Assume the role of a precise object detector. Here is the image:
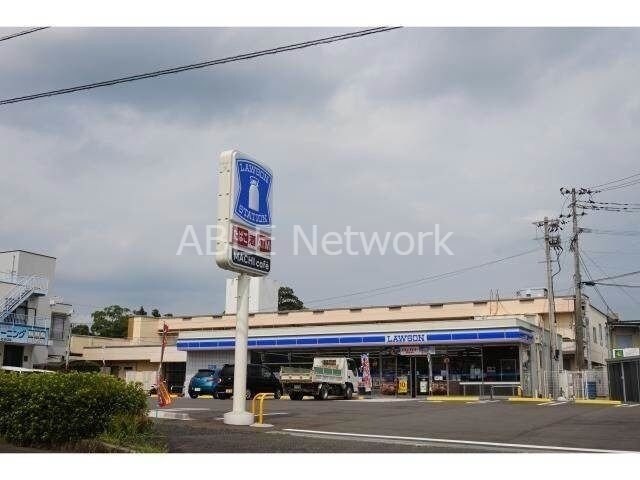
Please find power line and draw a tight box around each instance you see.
[579,256,614,314]
[583,228,640,237]
[0,26,49,43]
[581,249,640,309]
[599,179,640,192]
[305,248,539,307]
[584,250,640,256]
[595,282,640,288]
[586,269,640,283]
[589,172,640,189]
[0,27,401,106]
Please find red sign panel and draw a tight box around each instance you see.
[232,224,270,254]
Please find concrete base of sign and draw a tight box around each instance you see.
[223,411,254,426]
[251,423,274,428]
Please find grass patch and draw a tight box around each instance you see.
[97,414,167,453]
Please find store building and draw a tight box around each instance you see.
[70,291,611,397]
[174,294,610,398]
[0,250,73,369]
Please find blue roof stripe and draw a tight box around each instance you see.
[478,331,505,339]
[451,332,477,340]
[176,327,534,351]
[428,333,451,341]
[340,336,362,343]
[362,335,386,343]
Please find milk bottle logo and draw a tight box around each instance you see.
[248,177,260,211]
[232,157,272,228]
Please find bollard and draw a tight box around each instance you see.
[251,392,274,427]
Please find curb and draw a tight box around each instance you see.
[425,396,480,402]
[574,399,621,405]
[148,410,192,420]
[507,397,551,403]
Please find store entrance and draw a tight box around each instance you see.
[412,356,429,397]
[397,355,430,398]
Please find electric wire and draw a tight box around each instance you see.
[599,179,640,192]
[0,27,401,106]
[304,247,539,307]
[581,250,640,308]
[579,256,614,314]
[0,26,49,43]
[589,172,640,189]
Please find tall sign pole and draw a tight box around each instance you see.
[216,150,273,426]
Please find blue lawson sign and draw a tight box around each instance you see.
[233,158,272,229]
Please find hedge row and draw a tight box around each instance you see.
[0,371,148,447]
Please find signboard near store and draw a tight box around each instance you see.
[613,347,640,358]
[419,379,428,394]
[399,346,434,356]
[397,376,408,394]
[0,322,49,345]
[216,150,273,277]
[360,354,372,393]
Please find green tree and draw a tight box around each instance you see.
[133,306,147,316]
[151,308,161,318]
[90,305,131,338]
[278,286,304,311]
[71,324,91,336]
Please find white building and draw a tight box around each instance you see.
[224,277,280,314]
[0,250,73,369]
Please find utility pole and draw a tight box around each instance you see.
[570,188,585,370]
[535,217,560,399]
[543,217,559,398]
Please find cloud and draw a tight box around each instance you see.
[1,27,639,319]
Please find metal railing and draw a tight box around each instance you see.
[0,273,49,322]
[0,271,49,293]
[2,312,50,329]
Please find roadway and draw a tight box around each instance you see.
[148,396,640,453]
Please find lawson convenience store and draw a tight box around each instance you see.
[177,309,554,398]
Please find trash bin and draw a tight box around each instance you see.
[586,381,597,400]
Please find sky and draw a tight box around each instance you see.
[1,27,640,322]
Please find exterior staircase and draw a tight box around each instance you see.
[0,272,48,323]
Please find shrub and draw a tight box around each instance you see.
[0,371,147,447]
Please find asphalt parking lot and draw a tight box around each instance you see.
[149,396,640,453]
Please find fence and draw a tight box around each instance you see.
[558,368,609,400]
[607,356,640,403]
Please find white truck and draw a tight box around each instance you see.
[280,357,360,400]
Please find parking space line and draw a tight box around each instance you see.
[281,428,633,453]
[214,412,289,421]
[541,401,569,407]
